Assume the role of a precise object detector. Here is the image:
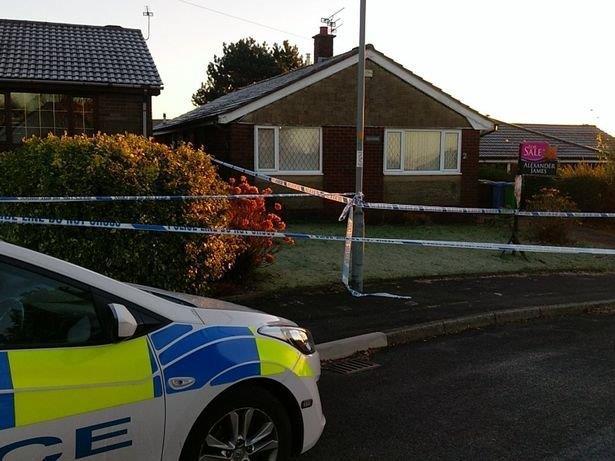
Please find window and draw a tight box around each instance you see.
[73,97,95,135]
[0,93,96,144]
[11,93,70,140]
[255,126,322,174]
[257,127,276,170]
[384,130,461,174]
[443,132,460,170]
[0,94,5,142]
[0,261,110,348]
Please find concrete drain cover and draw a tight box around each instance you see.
[323,357,381,375]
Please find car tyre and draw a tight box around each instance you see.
[180,385,293,461]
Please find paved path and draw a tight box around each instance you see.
[243,272,615,343]
[298,314,615,460]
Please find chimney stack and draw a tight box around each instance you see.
[313,26,335,63]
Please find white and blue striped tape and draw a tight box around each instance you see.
[2,215,615,256]
[0,193,338,203]
[211,158,352,205]
[341,211,413,299]
[2,193,613,220]
[2,155,610,219]
[359,201,615,219]
[3,156,615,299]
[211,157,615,219]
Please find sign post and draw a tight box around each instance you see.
[518,142,558,176]
[504,142,559,257]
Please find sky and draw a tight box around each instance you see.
[2,0,614,134]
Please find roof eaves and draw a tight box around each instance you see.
[0,77,162,90]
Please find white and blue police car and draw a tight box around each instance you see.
[0,241,325,460]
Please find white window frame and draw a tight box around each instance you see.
[254,125,323,175]
[383,129,462,175]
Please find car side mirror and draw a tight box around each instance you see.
[108,303,138,340]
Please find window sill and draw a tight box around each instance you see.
[383,171,462,176]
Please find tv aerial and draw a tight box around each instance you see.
[143,5,154,40]
[321,7,344,33]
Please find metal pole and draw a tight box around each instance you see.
[351,0,367,291]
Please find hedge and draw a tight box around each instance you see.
[557,164,615,212]
[0,134,244,294]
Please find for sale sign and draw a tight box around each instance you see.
[518,142,558,176]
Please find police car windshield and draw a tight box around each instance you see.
[142,290,198,308]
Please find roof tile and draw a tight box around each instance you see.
[155,48,357,131]
[0,18,162,88]
[481,122,613,161]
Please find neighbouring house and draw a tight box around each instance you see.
[480,121,614,173]
[154,27,494,209]
[0,18,163,151]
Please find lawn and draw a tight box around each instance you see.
[253,220,615,293]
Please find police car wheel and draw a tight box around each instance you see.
[181,386,292,461]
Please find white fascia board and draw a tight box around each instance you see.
[218,49,494,132]
[366,50,495,132]
[218,54,359,124]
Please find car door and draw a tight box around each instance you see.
[0,258,165,461]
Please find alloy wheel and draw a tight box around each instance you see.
[199,407,279,461]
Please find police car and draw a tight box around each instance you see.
[0,241,325,460]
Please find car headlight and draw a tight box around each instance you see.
[258,324,316,355]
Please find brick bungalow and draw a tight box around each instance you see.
[154,27,494,208]
[0,18,163,151]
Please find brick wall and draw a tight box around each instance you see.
[98,93,146,136]
[460,129,481,206]
[243,61,471,129]
[322,126,384,201]
[196,125,229,158]
[228,123,254,169]
[156,122,482,209]
[383,176,461,205]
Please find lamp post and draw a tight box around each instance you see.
[351,0,367,291]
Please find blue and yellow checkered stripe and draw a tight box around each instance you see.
[152,324,315,395]
[0,338,159,430]
[0,323,315,430]
[0,352,15,430]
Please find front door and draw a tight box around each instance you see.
[0,259,165,460]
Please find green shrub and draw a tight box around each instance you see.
[557,164,615,212]
[525,188,578,244]
[0,134,244,294]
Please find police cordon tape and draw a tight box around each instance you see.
[2,192,613,220]
[359,201,615,219]
[0,193,347,203]
[211,156,615,297]
[211,158,352,205]
[4,157,615,299]
[341,211,412,299]
[211,157,615,220]
[2,215,615,256]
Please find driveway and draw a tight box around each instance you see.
[299,314,615,460]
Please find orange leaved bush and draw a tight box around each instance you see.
[224,175,293,280]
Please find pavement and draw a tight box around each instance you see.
[239,272,615,344]
[298,314,615,460]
